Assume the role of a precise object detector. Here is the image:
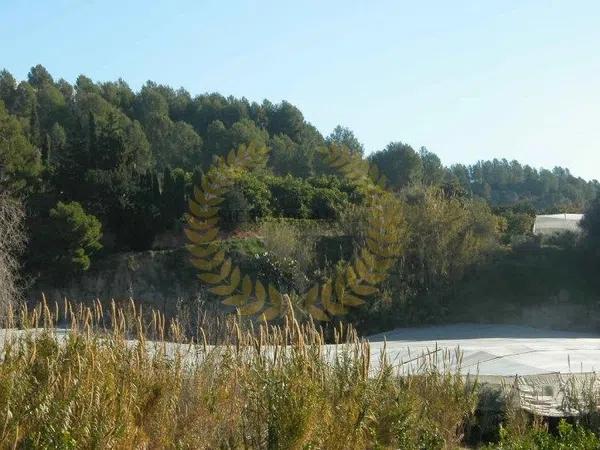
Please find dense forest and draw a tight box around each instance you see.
[1,65,599,328]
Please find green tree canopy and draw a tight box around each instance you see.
[325,125,364,155]
[581,195,600,261]
[369,142,424,190]
[47,201,103,273]
[0,101,42,192]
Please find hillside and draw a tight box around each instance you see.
[1,65,600,332]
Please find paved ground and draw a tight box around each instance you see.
[5,323,596,415]
[368,323,600,376]
[3,323,599,377]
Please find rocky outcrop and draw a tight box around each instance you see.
[28,248,201,315]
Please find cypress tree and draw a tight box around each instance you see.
[29,98,40,146]
[42,133,52,165]
[161,167,175,229]
[87,111,97,168]
[173,169,187,220]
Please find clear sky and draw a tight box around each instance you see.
[1,0,599,180]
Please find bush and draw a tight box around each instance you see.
[268,175,313,218]
[237,173,272,220]
[47,201,102,274]
[310,187,345,219]
[493,205,536,245]
[400,186,499,294]
[542,230,579,249]
[485,419,600,450]
[219,188,250,231]
[257,220,317,290]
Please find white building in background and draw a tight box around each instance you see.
[533,213,584,235]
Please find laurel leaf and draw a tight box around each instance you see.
[344,170,363,181]
[366,238,399,258]
[350,283,379,297]
[185,227,219,245]
[324,302,347,316]
[304,284,319,306]
[194,186,224,206]
[209,283,236,296]
[201,175,211,193]
[226,149,236,165]
[354,258,369,280]
[338,158,356,170]
[201,174,226,193]
[334,274,345,302]
[238,299,265,315]
[229,267,241,291]
[199,272,226,284]
[366,237,381,254]
[354,257,387,284]
[330,154,350,168]
[374,257,395,272]
[186,244,219,258]
[255,280,266,303]
[210,249,226,264]
[321,282,332,305]
[188,199,219,219]
[188,143,401,320]
[346,266,358,284]
[190,257,213,271]
[260,306,281,321]
[367,226,387,242]
[368,164,379,181]
[360,248,375,266]
[241,275,252,298]
[342,294,366,306]
[269,284,283,306]
[187,216,219,230]
[366,272,388,284]
[307,305,330,321]
[222,295,247,306]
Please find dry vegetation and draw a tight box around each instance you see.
[0,299,479,449]
[0,193,25,314]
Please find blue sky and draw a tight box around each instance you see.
[1,0,599,180]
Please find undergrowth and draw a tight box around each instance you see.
[0,299,478,449]
[1,299,600,448]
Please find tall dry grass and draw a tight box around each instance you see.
[0,299,477,449]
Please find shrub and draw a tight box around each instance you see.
[485,419,600,450]
[47,201,102,274]
[257,220,317,290]
[267,175,313,218]
[310,187,345,219]
[219,188,250,231]
[493,205,536,245]
[237,172,272,220]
